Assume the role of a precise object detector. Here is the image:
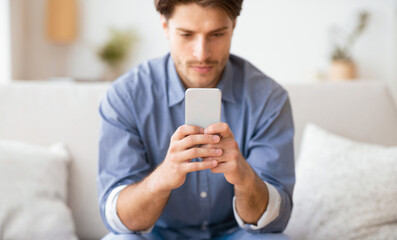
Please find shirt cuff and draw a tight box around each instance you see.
[232,181,281,230]
[105,184,154,234]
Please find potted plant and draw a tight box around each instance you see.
[97,28,136,81]
[329,11,370,81]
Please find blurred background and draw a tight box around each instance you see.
[1,2,397,238]
[0,0,397,90]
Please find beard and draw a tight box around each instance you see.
[174,55,229,89]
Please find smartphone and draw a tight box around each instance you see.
[185,88,222,128]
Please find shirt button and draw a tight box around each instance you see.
[200,191,207,198]
[202,221,208,230]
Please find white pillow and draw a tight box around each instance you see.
[0,140,77,240]
[285,124,397,240]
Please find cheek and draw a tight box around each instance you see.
[212,39,231,58]
[170,39,191,60]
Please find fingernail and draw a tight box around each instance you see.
[213,135,219,142]
[216,149,222,154]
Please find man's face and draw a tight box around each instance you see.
[162,3,236,88]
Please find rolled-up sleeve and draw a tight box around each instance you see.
[105,185,155,233]
[245,85,295,233]
[233,181,281,230]
[97,83,151,233]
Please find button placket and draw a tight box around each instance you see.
[200,191,207,198]
[198,169,211,232]
[201,221,209,230]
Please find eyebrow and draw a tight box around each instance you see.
[176,26,230,33]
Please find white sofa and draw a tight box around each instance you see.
[0,81,396,240]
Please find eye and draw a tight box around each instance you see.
[212,32,225,38]
[180,33,192,38]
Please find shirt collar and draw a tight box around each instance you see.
[167,55,186,107]
[215,59,236,104]
[167,54,236,107]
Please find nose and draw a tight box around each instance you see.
[193,36,211,61]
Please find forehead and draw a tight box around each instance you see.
[168,3,233,31]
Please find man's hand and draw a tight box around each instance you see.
[151,125,222,193]
[202,122,254,186]
[202,122,269,224]
[117,124,222,231]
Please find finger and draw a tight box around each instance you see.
[179,147,223,161]
[202,139,238,152]
[210,162,229,173]
[202,156,226,163]
[181,160,218,173]
[172,125,204,141]
[201,142,222,149]
[179,134,220,150]
[204,122,233,139]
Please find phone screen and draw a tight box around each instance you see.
[185,88,222,128]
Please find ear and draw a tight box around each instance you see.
[161,15,169,39]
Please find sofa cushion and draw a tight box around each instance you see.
[285,124,397,240]
[0,139,77,240]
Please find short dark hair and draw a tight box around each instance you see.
[154,0,243,20]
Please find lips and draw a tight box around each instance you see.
[191,65,213,74]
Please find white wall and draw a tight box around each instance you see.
[10,0,397,87]
[389,0,397,104]
[10,0,27,80]
[0,0,11,83]
[67,0,168,80]
[233,0,395,84]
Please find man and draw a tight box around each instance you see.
[98,0,295,239]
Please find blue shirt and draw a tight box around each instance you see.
[97,53,295,238]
